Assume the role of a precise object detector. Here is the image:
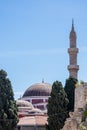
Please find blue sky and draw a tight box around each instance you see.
[0,0,87,99]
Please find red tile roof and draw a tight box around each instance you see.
[17,115,48,126]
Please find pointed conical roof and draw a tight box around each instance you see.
[70,19,76,39]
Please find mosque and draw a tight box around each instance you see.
[19,20,79,111]
[16,20,80,130]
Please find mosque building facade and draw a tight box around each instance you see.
[22,81,52,110]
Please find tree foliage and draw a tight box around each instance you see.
[47,81,68,130]
[0,69,19,130]
[64,76,77,112]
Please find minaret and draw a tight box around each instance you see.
[68,20,79,79]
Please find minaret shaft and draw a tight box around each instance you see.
[68,20,79,79]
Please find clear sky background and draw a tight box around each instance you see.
[0,0,87,99]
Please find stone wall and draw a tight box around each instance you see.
[75,82,87,111]
[61,109,83,130]
[61,82,87,130]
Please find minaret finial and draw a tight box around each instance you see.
[42,78,44,83]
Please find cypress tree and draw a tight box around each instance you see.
[64,76,77,112]
[0,69,19,130]
[47,81,68,130]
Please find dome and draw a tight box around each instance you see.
[16,99,34,109]
[23,82,52,97]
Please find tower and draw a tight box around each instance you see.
[68,20,79,79]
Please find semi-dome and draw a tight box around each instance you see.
[16,99,34,109]
[23,82,52,97]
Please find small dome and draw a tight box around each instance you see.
[16,99,34,109]
[23,82,52,97]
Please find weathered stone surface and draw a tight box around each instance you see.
[61,83,87,130]
[75,83,87,111]
[61,109,83,130]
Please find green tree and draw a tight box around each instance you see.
[64,76,77,112]
[47,81,68,130]
[0,69,19,130]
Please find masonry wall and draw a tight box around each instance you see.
[74,83,87,111]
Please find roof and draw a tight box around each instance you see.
[16,99,34,109]
[70,20,76,39]
[23,82,52,97]
[17,115,48,126]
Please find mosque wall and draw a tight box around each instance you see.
[22,96,49,110]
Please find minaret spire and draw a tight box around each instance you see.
[68,20,79,79]
[72,19,74,31]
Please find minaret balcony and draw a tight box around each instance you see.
[68,65,79,70]
[68,48,79,54]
